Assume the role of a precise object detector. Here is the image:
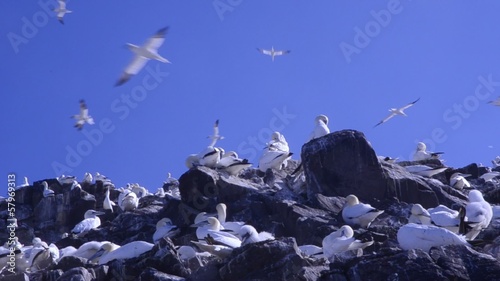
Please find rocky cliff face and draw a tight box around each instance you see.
[1,129,500,281]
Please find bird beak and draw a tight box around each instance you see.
[95,211,105,216]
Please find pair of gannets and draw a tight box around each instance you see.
[342,194,384,228]
[71,209,104,236]
[216,151,253,176]
[410,204,466,234]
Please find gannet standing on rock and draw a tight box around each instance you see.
[118,189,139,211]
[103,188,116,212]
[465,190,493,240]
[71,210,104,236]
[480,171,500,182]
[198,146,223,168]
[185,154,200,168]
[408,204,432,225]
[265,132,289,152]
[405,165,448,177]
[309,115,330,141]
[57,175,76,185]
[397,223,470,252]
[216,203,246,233]
[153,218,180,243]
[71,241,110,262]
[82,172,93,184]
[322,225,374,262]
[70,180,81,191]
[239,225,275,246]
[196,217,242,249]
[29,242,59,272]
[412,142,444,161]
[42,181,54,197]
[430,207,466,234]
[216,151,252,176]
[17,176,29,189]
[449,172,472,190]
[116,27,171,86]
[342,194,384,228]
[258,150,293,172]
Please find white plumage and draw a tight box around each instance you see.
[71,210,104,235]
[153,218,179,243]
[465,190,493,240]
[103,188,116,212]
[258,150,293,172]
[322,225,373,261]
[309,115,330,141]
[42,181,54,197]
[405,165,448,177]
[449,173,471,190]
[118,189,139,211]
[342,194,384,228]
[92,241,154,265]
[196,217,241,249]
[216,151,252,176]
[397,223,469,252]
[239,225,275,246]
[408,204,432,225]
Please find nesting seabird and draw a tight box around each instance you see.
[16,176,30,189]
[29,242,59,272]
[405,165,448,177]
[465,190,493,240]
[216,151,252,176]
[53,0,72,24]
[265,131,289,153]
[57,174,76,185]
[71,100,94,130]
[93,241,154,265]
[322,225,373,262]
[408,204,432,225]
[70,180,81,190]
[71,241,110,262]
[479,171,500,182]
[412,142,444,161]
[191,240,233,259]
[449,172,471,190]
[257,46,291,61]
[116,27,171,86]
[185,154,201,168]
[82,172,93,184]
[309,115,330,140]
[239,225,275,246]
[215,203,246,234]
[429,206,465,234]
[71,209,104,236]
[374,98,420,127]
[198,146,223,168]
[342,194,384,228]
[118,189,139,211]
[103,188,116,212]
[196,217,242,249]
[397,223,470,252]
[208,119,224,147]
[153,218,180,243]
[42,181,54,197]
[258,150,293,172]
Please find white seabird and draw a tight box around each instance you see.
[103,188,116,212]
[430,207,465,234]
[196,217,242,249]
[71,209,104,236]
[217,151,252,176]
[265,131,289,153]
[298,244,324,257]
[42,181,54,197]
[465,190,493,240]
[408,203,432,225]
[53,0,72,24]
[492,156,500,167]
[153,218,180,243]
[71,100,94,131]
[258,150,293,172]
[374,98,420,127]
[116,27,171,86]
[58,246,77,261]
[185,154,201,168]
[309,115,330,141]
[91,241,154,265]
[208,119,224,147]
[82,172,93,184]
[257,46,291,61]
[397,223,470,252]
[405,165,448,177]
[94,172,109,182]
[342,194,384,228]
[480,171,500,182]
[216,203,246,233]
[118,189,139,211]
[57,174,76,185]
[449,172,471,190]
[191,240,233,259]
[322,225,373,262]
[198,146,223,168]
[239,225,275,246]
[70,180,81,191]
[71,241,110,262]
[412,142,444,161]
[16,176,30,189]
[131,183,149,198]
[29,242,59,272]
[165,172,179,186]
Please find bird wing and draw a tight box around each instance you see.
[144,27,168,51]
[374,112,396,127]
[274,50,291,56]
[400,97,420,110]
[58,0,66,9]
[116,56,149,86]
[257,48,272,56]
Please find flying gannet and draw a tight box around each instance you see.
[374,98,420,127]
[257,46,291,61]
[53,0,72,24]
[71,100,94,130]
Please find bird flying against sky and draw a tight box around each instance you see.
[374,98,420,127]
[54,0,72,24]
[71,100,94,130]
[116,27,171,86]
[257,47,291,61]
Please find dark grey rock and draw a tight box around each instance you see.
[56,267,94,281]
[53,256,87,272]
[138,267,185,281]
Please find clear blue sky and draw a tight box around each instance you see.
[2,1,500,196]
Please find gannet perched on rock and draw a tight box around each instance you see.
[265,131,289,153]
[29,242,59,272]
[430,207,466,234]
[322,225,373,262]
[342,194,384,228]
[57,174,76,185]
[92,241,154,265]
[239,225,275,246]
[16,176,29,189]
[118,189,139,211]
[216,203,245,233]
[82,172,93,184]
[42,181,54,197]
[153,218,180,243]
[480,171,500,182]
[412,142,444,161]
[309,115,330,140]
[405,165,448,177]
[116,27,171,86]
[72,241,110,262]
[465,190,493,240]
[198,146,223,168]
[196,217,242,249]
[258,150,293,172]
[409,204,432,225]
[103,188,116,212]
[216,151,252,175]
[449,172,472,190]
[71,210,104,236]
[397,223,470,252]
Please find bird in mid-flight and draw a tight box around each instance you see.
[374,98,420,127]
[257,46,291,61]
